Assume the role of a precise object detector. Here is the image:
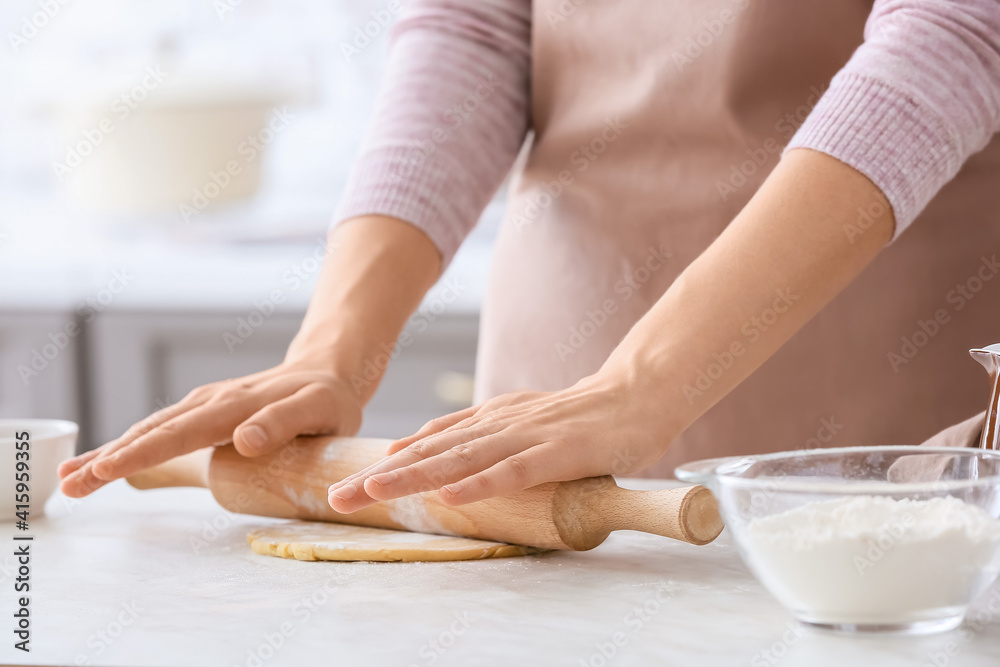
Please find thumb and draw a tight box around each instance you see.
[233,385,349,456]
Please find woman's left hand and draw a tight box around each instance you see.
[327,373,673,512]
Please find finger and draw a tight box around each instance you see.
[62,437,155,496]
[385,406,479,455]
[57,447,101,478]
[68,376,316,496]
[327,450,438,513]
[61,439,145,497]
[327,414,513,512]
[61,376,310,497]
[121,396,207,443]
[364,432,520,501]
[61,391,211,483]
[329,431,461,497]
[60,463,115,498]
[328,427,483,513]
[327,446,427,497]
[87,400,251,483]
[60,445,124,496]
[233,385,343,456]
[438,443,571,506]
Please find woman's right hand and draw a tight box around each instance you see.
[57,361,364,498]
[58,214,442,499]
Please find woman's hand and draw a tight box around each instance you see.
[59,215,443,499]
[58,362,364,498]
[328,150,896,512]
[327,372,672,511]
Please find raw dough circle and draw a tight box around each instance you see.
[247,521,539,562]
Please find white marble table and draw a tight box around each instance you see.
[3,480,1000,667]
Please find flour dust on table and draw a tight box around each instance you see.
[246,521,541,562]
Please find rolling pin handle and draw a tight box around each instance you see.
[604,485,724,546]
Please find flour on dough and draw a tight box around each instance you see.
[246,522,539,562]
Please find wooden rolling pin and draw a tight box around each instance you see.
[127,436,723,549]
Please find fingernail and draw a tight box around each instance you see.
[331,484,357,501]
[240,425,268,452]
[443,481,464,496]
[370,471,397,487]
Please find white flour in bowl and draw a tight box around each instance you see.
[742,495,1000,624]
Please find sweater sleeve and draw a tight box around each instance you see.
[785,0,1000,239]
[333,0,532,267]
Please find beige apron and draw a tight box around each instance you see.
[476,0,1000,476]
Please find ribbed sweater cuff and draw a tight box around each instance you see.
[333,144,475,267]
[785,72,961,241]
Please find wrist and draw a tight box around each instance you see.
[587,356,687,452]
[285,326,348,369]
[283,216,440,402]
[285,327,374,390]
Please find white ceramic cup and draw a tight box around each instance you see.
[0,420,78,520]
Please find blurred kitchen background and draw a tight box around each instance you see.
[0,0,503,453]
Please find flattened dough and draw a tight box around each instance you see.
[247,521,539,562]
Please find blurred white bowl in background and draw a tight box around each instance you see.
[0,419,78,520]
[50,75,292,217]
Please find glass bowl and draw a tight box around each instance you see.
[676,446,1000,634]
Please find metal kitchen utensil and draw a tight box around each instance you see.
[970,343,1000,450]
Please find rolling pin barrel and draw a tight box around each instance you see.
[126,437,724,550]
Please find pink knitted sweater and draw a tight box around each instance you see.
[335,0,1000,267]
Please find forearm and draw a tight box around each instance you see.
[59,214,439,494]
[603,149,894,439]
[287,215,441,403]
[290,2,531,403]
